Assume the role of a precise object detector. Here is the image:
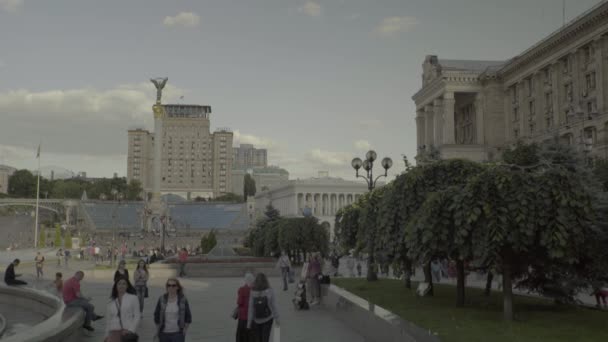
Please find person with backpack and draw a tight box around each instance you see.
[247,273,279,342]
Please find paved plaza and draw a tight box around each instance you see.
[7,258,364,342]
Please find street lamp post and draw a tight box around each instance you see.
[351,150,393,281]
[110,189,123,268]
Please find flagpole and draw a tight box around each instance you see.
[34,144,41,249]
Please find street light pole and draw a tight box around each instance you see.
[351,150,393,281]
[110,189,122,268]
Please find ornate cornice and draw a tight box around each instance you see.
[499,1,608,78]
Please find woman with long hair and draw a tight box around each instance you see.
[104,277,140,342]
[133,259,149,316]
[235,272,255,342]
[247,273,280,342]
[154,278,192,342]
[114,259,129,283]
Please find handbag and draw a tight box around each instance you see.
[115,300,139,342]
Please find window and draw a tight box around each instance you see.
[511,85,518,103]
[545,116,553,129]
[562,56,572,74]
[527,78,533,97]
[564,83,573,102]
[543,68,552,85]
[513,107,519,122]
[513,128,519,139]
[529,100,535,115]
[587,100,597,114]
[529,122,536,133]
[586,72,596,91]
[545,92,553,111]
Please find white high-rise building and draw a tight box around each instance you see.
[127,104,233,199]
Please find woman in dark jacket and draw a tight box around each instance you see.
[236,272,255,342]
[113,260,129,283]
[154,278,192,342]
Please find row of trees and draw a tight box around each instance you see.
[7,169,143,200]
[335,143,608,320]
[38,223,73,249]
[246,204,329,262]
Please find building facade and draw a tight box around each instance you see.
[414,2,608,162]
[231,166,289,195]
[127,104,233,199]
[0,165,16,194]
[233,144,267,170]
[253,173,368,238]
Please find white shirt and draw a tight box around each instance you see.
[163,300,180,333]
[105,293,140,337]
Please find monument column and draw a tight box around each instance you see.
[443,92,456,144]
[425,104,434,147]
[474,93,485,144]
[415,108,425,149]
[433,99,443,146]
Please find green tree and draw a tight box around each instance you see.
[54,224,62,247]
[64,229,72,249]
[8,169,37,198]
[200,230,218,254]
[243,174,256,199]
[38,225,46,248]
[211,193,244,202]
[126,179,143,200]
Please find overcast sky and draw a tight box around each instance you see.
[0,0,604,180]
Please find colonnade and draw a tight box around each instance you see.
[295,192,362,216]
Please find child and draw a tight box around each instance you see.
[54,272,63,296]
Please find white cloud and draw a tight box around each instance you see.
[354,140,371,151]
[0,0,23,12]
[232,130,278,150]
[374,16,418,37]
[307,148,352,167]
[0,82,186,158]
[163,12,201,28]
[299,1,321,17]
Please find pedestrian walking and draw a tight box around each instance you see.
[63,271,104,331]
[4,259,27,285]
[235,272,255,342]
[247,273,280,342]
[154,278,192,342]
[114,260,130,283]
[133,259,149,317]
[104,277,140,342]
[307,254,322,305]
[35,251,45,279]
[64,249,70,268]
[56,248,63,267]
[276,251,291,291]
[178,248,188,277]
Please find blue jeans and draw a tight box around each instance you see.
[159,332,185,342]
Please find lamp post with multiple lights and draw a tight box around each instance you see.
[351,150,393,281]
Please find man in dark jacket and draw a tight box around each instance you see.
[4,259,27,285]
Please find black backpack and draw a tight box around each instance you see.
[253,295,271,319]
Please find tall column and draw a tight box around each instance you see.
[425,104,434,147]
[443,92,456,144]
[294,193,299,215]
[474,94,485,144]
[416,109,426,149]
[151,104,164,211]
[551,62,560,127]
[594,36,605,114]
[433,99,443,146]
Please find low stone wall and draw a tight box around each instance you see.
[0,286,84,342]
[323,285,441,342]
[86,261,281,279]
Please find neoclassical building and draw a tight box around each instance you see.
[253,173,369,238]
[414,2,608,162]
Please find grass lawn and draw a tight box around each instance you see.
[333,278,608,342]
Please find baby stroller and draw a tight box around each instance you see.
[292,280,310,310]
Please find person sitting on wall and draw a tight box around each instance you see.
[4,259,27,286]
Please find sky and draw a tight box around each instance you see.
[0,0,605,181]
